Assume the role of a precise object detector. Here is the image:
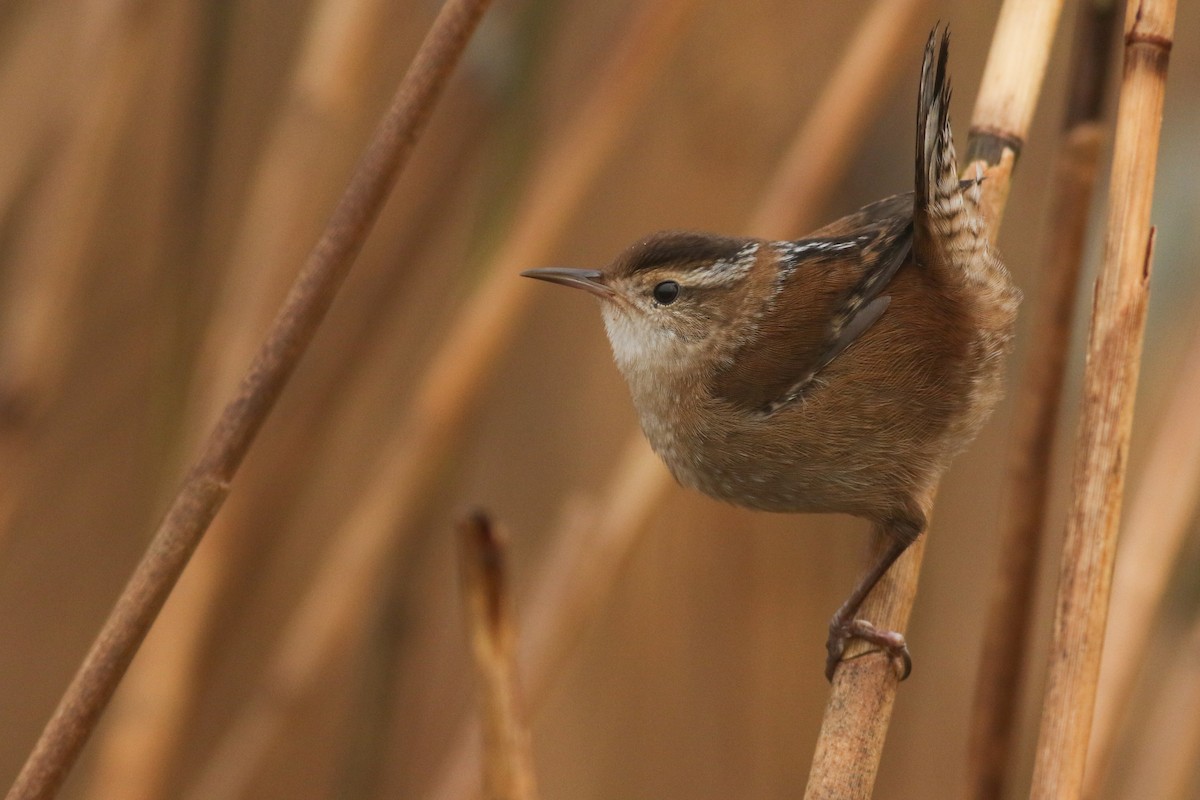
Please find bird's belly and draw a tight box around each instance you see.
[636,404,894,516]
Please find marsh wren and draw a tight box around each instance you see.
[523,29,1019,680]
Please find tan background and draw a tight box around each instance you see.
[1,1,1199,798]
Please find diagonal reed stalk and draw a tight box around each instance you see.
[2,1,494,797]
[426,2,932,797]
[966,4,1118,798]
[456,512,540,800]
[804,1,1065,796]
[180,3,700,797]
[1029,0,1177,797]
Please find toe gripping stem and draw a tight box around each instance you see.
[823,518,922,682]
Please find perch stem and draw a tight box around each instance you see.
[805,1,1065,796]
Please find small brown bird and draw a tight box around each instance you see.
[523,29,1019,679]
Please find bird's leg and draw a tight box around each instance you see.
[825,517,923,681]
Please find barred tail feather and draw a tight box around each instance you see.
[915,26,958,218]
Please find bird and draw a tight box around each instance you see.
[522,28,1020,680]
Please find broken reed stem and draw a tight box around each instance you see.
[1083,323,1200,794]
[805,2,1064,796]
[2,1,494,797]
[182,3,698,797]
[1028,1,1176,797]
[84,1,402,797]
[427,442,661,800]
[457,513,540,800]
[425,5,928,796]
[966,4,1117,798]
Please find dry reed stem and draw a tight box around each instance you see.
[804,534,928,799]
[426,4,932,796]
[805,2,1064,796]
[1082,325,1200,795]
[1028,1,1176,797]
[2,1,493,797]
[966,4,1117,797]
[457,513,540,800]
[427,445,659,800]
[182,3,698,797]
[1108,614,1200,800]
[83,2,401,797]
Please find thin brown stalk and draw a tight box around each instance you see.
[457,512,540,800]
[83,2,403,797]
[1082,325,1200,795]
[2,1,494,797]
[1109,614,1200,800]
[182,3,698,797]
[966,4,1118,798]
[427,3,931,796]
[805,2,1064,796]
[1028,1,1177,797]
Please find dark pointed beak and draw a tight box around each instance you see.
[520,267,613,299]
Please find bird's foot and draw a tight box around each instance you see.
[825,617,912,682]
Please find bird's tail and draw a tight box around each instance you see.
[914,26,988,274]
[915,26,960,220]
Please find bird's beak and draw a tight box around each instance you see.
[520,267,614,299]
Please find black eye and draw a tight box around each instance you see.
[652,280,680,305]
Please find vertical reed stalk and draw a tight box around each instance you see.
[967,4,1117,797]
[805,1,1065,796]
[3,1,493,796]
[1083,321,1200,795]
[1029,1,1177,797]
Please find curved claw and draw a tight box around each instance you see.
[825,618,913,682]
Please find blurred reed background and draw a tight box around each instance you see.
[0,0,1198,798]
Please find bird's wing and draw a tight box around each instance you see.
[710,202,913,414]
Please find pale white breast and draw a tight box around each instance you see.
[599,304,704,478]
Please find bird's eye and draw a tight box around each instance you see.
[652,280,680,305]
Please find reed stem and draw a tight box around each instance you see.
[1029,1,1177,796]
